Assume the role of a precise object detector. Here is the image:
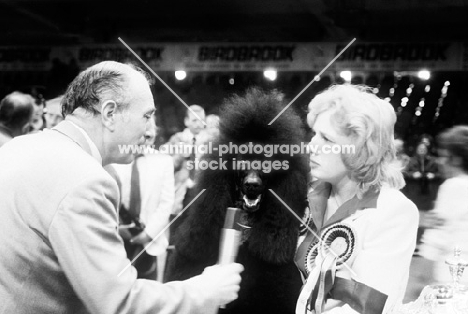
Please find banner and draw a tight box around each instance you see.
[0,42,465,72]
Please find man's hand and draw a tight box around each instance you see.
[186,263,243,307]
[118,226,133,241]
[130,231,152,246]
[412,171,422,179]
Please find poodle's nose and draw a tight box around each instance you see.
[243,171,262,187]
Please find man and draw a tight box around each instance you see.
[0,61,242,314]
[44,95,64,128]
[28,94,45,133]
[106,117,175,281]
[166,105,209,214]
[205,113,220,141]
[0,91,35,147]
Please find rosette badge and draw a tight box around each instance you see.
[303,222,357,276]
[320,223,357,268]
[304,240,319,276]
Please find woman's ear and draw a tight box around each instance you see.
[101,100,118,131]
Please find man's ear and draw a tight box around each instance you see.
[184,116,190,128]
[101,100,118,131]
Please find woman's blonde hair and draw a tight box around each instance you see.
[307,84,405,196]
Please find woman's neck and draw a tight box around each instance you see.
[331,178,359,206]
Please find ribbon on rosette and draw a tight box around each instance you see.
[297,222,358,314]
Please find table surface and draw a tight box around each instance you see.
[396,285,468,314]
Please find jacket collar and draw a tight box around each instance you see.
[53,120,101,164]
[307,181,380,232]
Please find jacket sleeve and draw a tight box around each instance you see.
[48,174,217,314]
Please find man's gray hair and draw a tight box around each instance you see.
[61,61,152,117]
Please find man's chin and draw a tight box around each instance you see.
[108,154,134,165]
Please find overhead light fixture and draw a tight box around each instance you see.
[339,71,352,82]
[264,70,277,81]
[175,70,187,80]
[417,70,430,80]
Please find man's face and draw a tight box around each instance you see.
[110,73,155,164]
[416,143,428,156]
[184,111,205,135]
[30,103,44,131]
[437,148,457,179]
[145,118,157,146]
[45,112,63,128]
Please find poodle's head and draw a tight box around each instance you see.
[236,165,266,213]
[187,87,310,264]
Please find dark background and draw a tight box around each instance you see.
[1,0,468,147]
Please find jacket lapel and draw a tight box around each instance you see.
[321,188,380,230]
[307,181,331,231]
[307,180,380,232]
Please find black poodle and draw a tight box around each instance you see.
[165,87,310,314]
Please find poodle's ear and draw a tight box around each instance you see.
[172,168,236,262]
[247,170,308,264]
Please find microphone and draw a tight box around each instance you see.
[218,207,242,311]
[218,207,242,265]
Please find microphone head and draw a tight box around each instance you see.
[224,207,242,230]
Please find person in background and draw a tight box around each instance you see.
[406,142,439,193]
[44,95,64,128]
[28,95,45,133]
[166,104,208,214]
[0,61,242,314]
[0,91,35,148]
[404,142,440,214]
[394,138,410,173]
[418,126,468,286]
[205,113,220,140]
[106,117,175,282]
[418,133,436,156]
[295,84,419,314]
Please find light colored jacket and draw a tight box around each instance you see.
[0,120,217,314]
[296,185,419,314]
[108,151,175,256]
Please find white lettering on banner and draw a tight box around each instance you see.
[337,43,450,62]
[198,45,295,62]
[0,48,51,62]
[78,47,164,62]
[0,42,465,71]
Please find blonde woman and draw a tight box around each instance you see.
[295,85,419,314]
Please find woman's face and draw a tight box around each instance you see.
[437,148,457,179]
[416,143,428,156]
[308,110,351,185]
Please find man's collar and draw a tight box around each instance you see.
[53,120,103,165]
